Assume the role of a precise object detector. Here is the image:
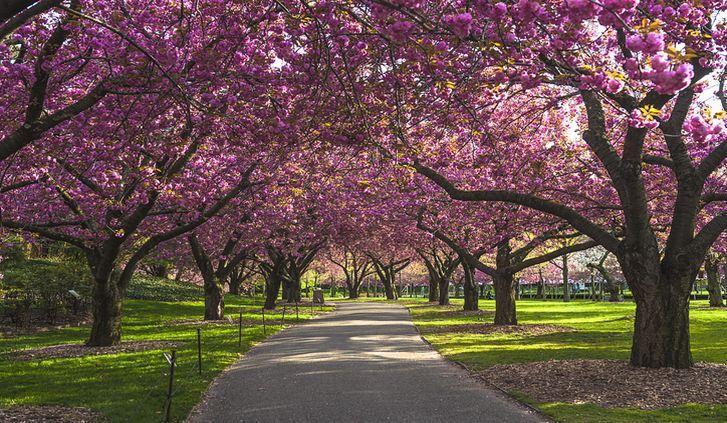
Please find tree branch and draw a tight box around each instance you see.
[414,162,620,252]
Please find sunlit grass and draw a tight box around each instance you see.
[1,295,332,422]
[404,298,727,422]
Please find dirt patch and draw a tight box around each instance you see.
[480,359,727,409]
[169,317,258,326]
[4,340,180,361]
[1,314,91,338]
[422,323,573,336]
[0,405,102,422]
[692,305,727,310]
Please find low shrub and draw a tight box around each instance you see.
[125,276,202,302]
[0,258,92,325]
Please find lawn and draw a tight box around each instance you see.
[1,291,332,422]
[404,298,727,423]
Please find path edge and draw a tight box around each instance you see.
[184,303,337,422]
[404,305,555,422]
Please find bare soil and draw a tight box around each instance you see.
[4,340,180,361]
[1,314,91,338]
[0,406,102,422]
[423,323,573,336]
[480,359,727,409]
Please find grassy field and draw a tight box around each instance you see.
[1,287,332,422]
[404,298,727,423]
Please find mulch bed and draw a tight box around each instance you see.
[4,341,180,361]
[480,359,727,409]
[0,406,102,422]
[1,314,92,338]
[436,307,494,319]
[169,317,258,326]
[422,323,573,336]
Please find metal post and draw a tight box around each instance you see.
[197,328,202,375]
[282,304,286,322]
[295,301,299,322]
[238,308,243,348]
[164,350,176,423]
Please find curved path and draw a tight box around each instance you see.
[189,302,545,423]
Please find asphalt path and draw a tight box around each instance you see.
[189,301,545,423]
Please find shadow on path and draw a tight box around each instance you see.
[188,302,545,423]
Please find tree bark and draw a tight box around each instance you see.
[462,263,478,311]
[588,261,621,302]
[428,276,439,302]
[493,273,517,325]
[631,284,692,368]
[704,256,724,307]
[383,277,396,300]
[229,276,240,295]
[264,274,281,309]
[438,276,450,305]
[204,278,225,320]
[87,273,123,346]
[562,253,570,302]
[537,269,545,300]
[622,245,697,368]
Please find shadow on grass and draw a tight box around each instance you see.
[0,295,327,422]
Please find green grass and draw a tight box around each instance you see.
[404,298,727,422]
[0,294,332,422]
[124,276,204,302]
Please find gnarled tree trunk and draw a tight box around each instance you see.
[428,276,439,302]
[264,274,281,310]
[438,277,449,305]
[621,244,697,368]
[704,256,724,307]
[493,273,517,325]
[462,262,478,311]
[88,272,123,346]
[204,278,225,320]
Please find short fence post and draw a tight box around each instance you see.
[282,304,286,322]
[164,350,177,423]
[196,328,202,375]
[295,301,299,322]
[238,308,243,348]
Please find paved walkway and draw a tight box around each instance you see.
[189,302,544,423]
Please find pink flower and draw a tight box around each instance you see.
[388,21,415,42]
[444,13,473,39]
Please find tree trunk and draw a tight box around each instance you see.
[462,264,478,311]
[383,278,396,300]
[493,273,517,325]
[705,257,724,307]
[229,276,240,295]
[438,278,449,305]
[631,286,692,368]
[348,281,359,299]
[623,248,696,368]
[562,254,570,302]
[428,276,439,302]
[608,282,621,302]
[204,277,225,320]
[285,277,302,303]
[264,274,281,310]
[536,270,545,300]
[87,273,123,346]
[281,279,289,301]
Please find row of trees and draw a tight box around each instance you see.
[1,1,725,369]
